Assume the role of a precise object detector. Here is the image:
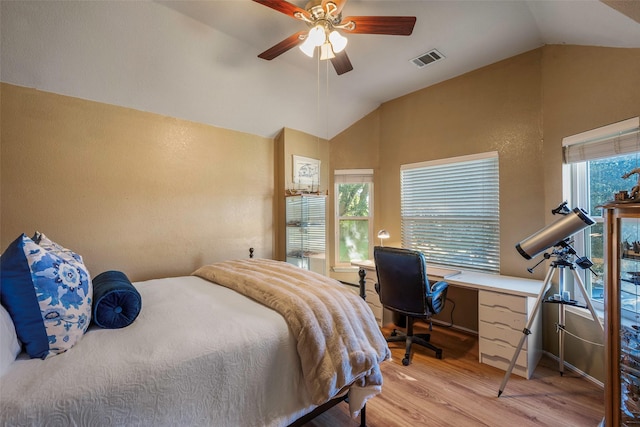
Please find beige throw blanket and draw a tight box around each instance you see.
[193,259,390,414]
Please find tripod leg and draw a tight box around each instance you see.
[556,268,603,377]
[571,269,604,333]
[559,299,565,375]
[498,265,555,397]
[558,266,566,376]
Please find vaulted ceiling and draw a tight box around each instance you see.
[2,1,639,139]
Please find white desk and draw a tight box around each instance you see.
[352,260,544,379]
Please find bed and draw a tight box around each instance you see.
[0,256,390,426]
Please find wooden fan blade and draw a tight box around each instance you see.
[258,31,306,60]
[322,0,348,14]
[330,50,353,75]
[252,0,310,20]
[341,16,416,35]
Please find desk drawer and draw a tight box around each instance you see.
[480,344,533,379]
[365,288,381,307]
[364,287,383,325]
[479,320,528,349]
[478,291,538,379]
[478,304,526,330]
[479,291,527,315]
[480,337,524,361]
[479,337,528,374]
[369,304,383,322]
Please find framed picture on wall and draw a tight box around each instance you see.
[293,155,320,186]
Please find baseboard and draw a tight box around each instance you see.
[431,318,478,336]
[542,350,604,388]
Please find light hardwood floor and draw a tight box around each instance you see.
[307,323,604,426]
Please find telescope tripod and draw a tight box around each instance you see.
[497,250,604,397]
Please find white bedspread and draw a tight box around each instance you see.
[0,276,315,427]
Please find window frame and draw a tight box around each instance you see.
[564,161,602,310]
[562,117,640,316]
[334,169,374,267]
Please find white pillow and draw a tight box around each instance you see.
[0,304,21,377]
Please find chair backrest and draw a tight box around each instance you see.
[373,246,431,317]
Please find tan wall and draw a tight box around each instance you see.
[282,128,329,196]
[377,49,545,277]
[330,49,545,329]
[380,49,544,332]
[329,110,381,278]
[540,45,640,381]
[1,83,274,281]
[274,130,286,261]
[541,45,640,222]
[275,128,329,261]
[326,45,640,382]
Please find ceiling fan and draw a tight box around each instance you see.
[253,0,416,75]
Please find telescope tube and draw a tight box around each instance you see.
[515,207,595,260]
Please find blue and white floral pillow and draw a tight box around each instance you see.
[33,231,83,264]
[0,234,92,359]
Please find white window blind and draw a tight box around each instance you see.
[563,117,640,163]
[401,152,500,273]
[286,196,325,254]
[334,169,374,184]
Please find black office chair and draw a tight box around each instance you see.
[373,246,448,365]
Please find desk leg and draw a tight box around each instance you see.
[358,268,366,301]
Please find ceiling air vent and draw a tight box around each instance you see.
[411,49,445,68]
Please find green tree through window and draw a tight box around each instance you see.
[337,182,371,263]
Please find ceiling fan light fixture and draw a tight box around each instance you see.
[319,42,335,60]
[308,25,326,47]
[299,36,316,57]
[328,30,347,53]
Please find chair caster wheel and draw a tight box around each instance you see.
[402,357,410,366]
[435,350,443,359]
[390,330,398,337]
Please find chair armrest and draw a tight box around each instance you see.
[430,280,448,293]
[428,281,448,315]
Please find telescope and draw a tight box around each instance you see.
[515,206,595,260]
[501,203,602,398]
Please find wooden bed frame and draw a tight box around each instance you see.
[288,394,366,427]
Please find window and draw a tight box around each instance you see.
[401,152,500,273]
[563,117,640,313]
[335,169,373,265]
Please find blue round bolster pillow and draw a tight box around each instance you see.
[92,270,141,329]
